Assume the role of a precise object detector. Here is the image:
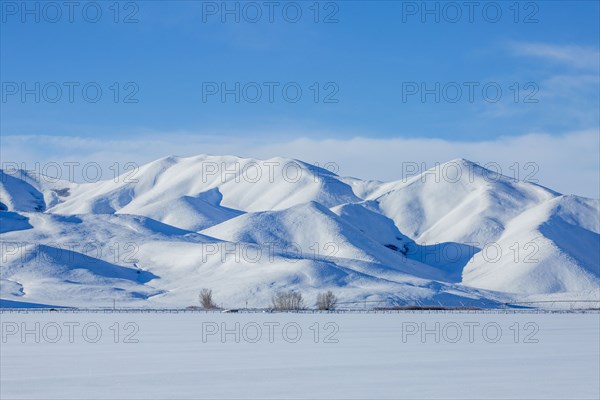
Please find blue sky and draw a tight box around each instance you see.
[1,1,599,196]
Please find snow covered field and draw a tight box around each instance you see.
[1,311,598,399]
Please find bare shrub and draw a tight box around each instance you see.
[272,290,305,311]
[316,291,338,310]
[199,288,217,309]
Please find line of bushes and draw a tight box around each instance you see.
[198,288,338,311]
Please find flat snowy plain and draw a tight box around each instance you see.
[1,311,598,399]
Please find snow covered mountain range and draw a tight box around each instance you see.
[1,155,598,308]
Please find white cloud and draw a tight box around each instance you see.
[495,41,600,130]
[509,42,600,70]
[1,130,598,198]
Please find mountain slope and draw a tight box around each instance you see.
[370,159,559,245]
[0,170,46,212]
[202,201,445,281]
[48,155,361,217]
[0,169,75,212]
[0,210,495,308]
[463,195,600,294]
[121,188,243,231]
[1,155,598,308]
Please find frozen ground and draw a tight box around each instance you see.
[1,311,598,399]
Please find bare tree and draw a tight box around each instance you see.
[316,291,338,310]
[199,288,217,309]
[272,290,305,311]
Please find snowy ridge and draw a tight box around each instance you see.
[0,155,598,308]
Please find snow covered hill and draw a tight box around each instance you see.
[48,155,361,216]
[1,155,598,308]
[463,195,600,294]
